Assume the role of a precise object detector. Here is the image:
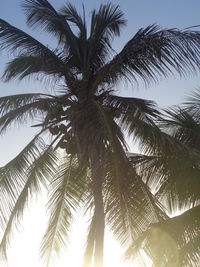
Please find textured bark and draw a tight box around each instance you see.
[91,152,105,267]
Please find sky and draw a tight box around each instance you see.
[0,0,200,266]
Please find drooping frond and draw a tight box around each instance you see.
[157,156,200,211]
[0,93,48,114]
[0,144,58,258]
[3,55,67,82]
[0,135,42,208]
[183,89,200,117]
[95,25,200,86]
[0,93,72,135]
[117,103,178,155]
[0,135,44,256]
[40,156,87,267]
[129,148,200,212]
[94,96,167,246]
[161,107,200,150]
[104,154,166,247]
[104,95,180,155]
[124,97,200,214]
[106,95,160,120]
[140,107,200,210]
[0,18,66,71]
[125,205,200,267]
[0,96,55,134]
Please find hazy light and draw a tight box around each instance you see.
[4,195,151,267]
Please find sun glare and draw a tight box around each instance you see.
[5,196,150,267]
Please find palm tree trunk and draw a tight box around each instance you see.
[90,152,105,267]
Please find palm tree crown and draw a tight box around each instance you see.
[1,1,200,267]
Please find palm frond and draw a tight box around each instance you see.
[0,145,58,258]
[90,3,126,43]
[126,205,200,267]
[139,107,200,210]
[0,18,66,72]
[119,107,178,155]
[0,95,56,134]
[104,154,166,247]
[0,135,43,249]
[60,3,87,38]
[0,135,42,212]
[106,95,160,120]
[3,55,66,81]
[104,95,179,156]
[183,89,200,117]
[129,149,200,212]
[22,0,77,48]
[95,25,200,86]
[0,93,48,114]
[86,3,126,74]
[94,99,128,151]
[40,156,87,267]
[156,154,200,211]
[162,107,200,150]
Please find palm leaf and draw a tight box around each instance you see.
[104,154,166,247]
[40,156,87,267]
[104,94,179,155]
[106,95,160,119]
[119,108,178,155]
[87,3,126,74]
[60,3,87,38]
[143,107,200,210]
[91,3,126,39]
[126,205,200,267]
[0,145,58,258]
[22,0,76,47]
[0,95,57,134]
[0,135,43,218]
[0,93,48,114]
[0,18,66,74]
[183,89,200,118]
[94,99,128,151]
[129,149,200,212]
[161,107,200,150]
[95,25,200,86]
[3,55,67,81]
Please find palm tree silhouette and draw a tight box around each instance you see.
[1,1,200,266]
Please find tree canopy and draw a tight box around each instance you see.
[1,1,200,267]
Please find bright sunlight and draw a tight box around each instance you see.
[6,196,150,267]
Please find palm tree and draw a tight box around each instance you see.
[1,1,200,266]
[126,90,200,266]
